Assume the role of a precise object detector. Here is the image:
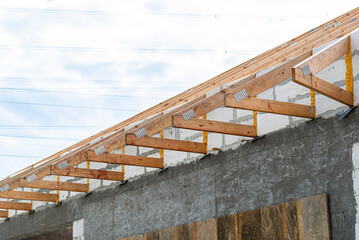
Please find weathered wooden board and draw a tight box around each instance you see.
[117,194,330,240]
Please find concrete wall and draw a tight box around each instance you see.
[1,107,359,239]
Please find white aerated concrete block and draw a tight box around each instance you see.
[73,219,84,238]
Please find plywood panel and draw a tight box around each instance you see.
[118,194,330,240]
[240,209,263,240]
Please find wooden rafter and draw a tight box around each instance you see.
[0,8,358,198]
[87,151,164,168]
[51,166,124,181]
[19,179,89,193]
[0,191,58,202]
[226,97,315,118]
[0,201,32,211]
[292,36,354,106]
[126,134,207,154]
[0,211,7,218]
[172,116,257,137]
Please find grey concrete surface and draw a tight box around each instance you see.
[1,107,359,239]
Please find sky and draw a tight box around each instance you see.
[0,0,357,179]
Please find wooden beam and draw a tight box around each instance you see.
[0,201,32,211]
[0,191,58,202]
[126,134,207,154]
[19,179,89,193]
[292,69,354,106]
[226,96,315,118]
[295,36,349,75]
[51,166,124,181]
[0,210,7,218]
[87,151,164,168]
[172,116,257,137]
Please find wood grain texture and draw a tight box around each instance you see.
[118,194,330,240]
[217,214,238,240]
[240,209,263,240]
[172,116,257,137]
[0,210,7,218]
[196,218,217,240]
[0,201,32,211]
[226,97,315,118]
[87,151,164,168]
[126,134,207,154]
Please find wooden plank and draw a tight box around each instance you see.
[196,218,217,240]
[19,179,89,192]
[282,200,299,240]
[239,209,263,240]
[144,231,160,240]
[175,222,196,240]
[297,193,330,240]
[261,205,285,240]
[87,151,164,168]
[126,134,207,154]
[0,201,32,211]
[51,166,124,181]
[295,36,349,75]
[217,214,238,239]
[118,235,144,240]
[226,97,315,118]
[173,112,257,137]
[0,210,7,218]
[0,191,58,202]
[292,69,354,106]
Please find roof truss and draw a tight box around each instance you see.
[0,8,358,209]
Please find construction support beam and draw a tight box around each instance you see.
[172,116,257,137]
[87,151,164,169]
[51,166,124,181]
[0,201,32,211]
[126,134,207,154]
[19,179,89,193]
[0,211,7,218]
[292,35,354,106]
[0,191,58,202]
[226,97,315,118]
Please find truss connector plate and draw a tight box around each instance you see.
[350,18,358,23]
[301,64,311,78]
[58,160,69,170]
[26,174,37,183]
[310,27,319,33]
[94,145,106,156]
[234,89,248,102]
[323,24,331,29]
[135,128,147,139]
[0,184,10,192]
[157,167,168,175]
[182,109,195,121]
[333,22,341,27]
[249,135,265,143]
[337,106,357,121]
[118,180,128,187]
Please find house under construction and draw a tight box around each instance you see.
[1,6,359,240]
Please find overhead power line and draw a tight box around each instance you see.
[0,44,256,55]
[0,154,44,159]
[0,100,141,112]
[0,87,168,99]
[0,7,325,19]
[0,133,80,141]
